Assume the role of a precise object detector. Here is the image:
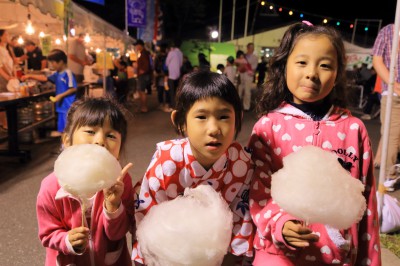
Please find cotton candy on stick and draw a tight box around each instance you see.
[271,145,366,230]
[136,185,233,266]
[54,144,122,225]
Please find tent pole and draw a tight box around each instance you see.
[377,0,400,220]
[231,0,236,41]
[244,0,249,37]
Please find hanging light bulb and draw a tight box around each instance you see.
[55,38,61,45]
[17,36,24,44]
[39,31,45,38]
[25,13,35,35]
[70,28,76,36]
[84,33,91,43]
[63,35,67,42]
[84,33,90,43]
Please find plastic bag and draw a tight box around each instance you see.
[7,78,19,92]
[377,191,400,233]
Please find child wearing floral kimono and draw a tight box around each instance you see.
[132,71,254,265]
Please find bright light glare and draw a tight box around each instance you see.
[17,36,24,44]
[84,34,91,43]
[26,21,35,35]
[211,30,219,39]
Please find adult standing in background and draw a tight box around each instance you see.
[24,40,47,70]
[68,33,88,83]
[9,35,25,66]
[165,40,183,112]
[0,29,15,92]
[372,23,400,187]
[243,42,258,111]
[0,29,16,130]
[135,39,152,113]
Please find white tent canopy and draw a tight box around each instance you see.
[228,24,373,68]
[0,0,134,53]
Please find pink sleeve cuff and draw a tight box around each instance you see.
[65,235,84,255]
[103,203,125,220]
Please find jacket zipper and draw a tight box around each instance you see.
[312,121,320,146]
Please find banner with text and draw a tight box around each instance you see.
[127,0,147,28]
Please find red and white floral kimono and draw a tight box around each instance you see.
[132,138,254,264]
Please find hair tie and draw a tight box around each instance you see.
[302,20,313,26]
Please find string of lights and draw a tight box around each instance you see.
[259,1,381,32]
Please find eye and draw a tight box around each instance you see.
[84,130,95,135]
[220,115,230,120]
[320,63,333,69]
[107,133,117,139]
[196,115,206,120]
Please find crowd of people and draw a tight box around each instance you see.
[101,39,268,115]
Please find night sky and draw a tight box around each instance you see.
[73,0,398,46]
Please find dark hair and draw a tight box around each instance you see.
[63,97,128,147]
[47,49,67,63]
[216,64,225,70]
[25,40,35,46]
[256,22,348,116]
[0,29,6,39]
[236,50,245,58]
[172,71,242,138]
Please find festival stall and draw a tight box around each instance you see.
[0,0,134,54]
[0,0,134,161]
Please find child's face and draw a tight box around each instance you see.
[49,60,65,72]
[64,118,122,159]
[184,97,235,170]
[286,35,338,104]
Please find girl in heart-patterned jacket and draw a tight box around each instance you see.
[133,71,254,265]
[247,22,381,266]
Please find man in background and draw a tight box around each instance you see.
[24,40,47,70]
[68,33,88,83]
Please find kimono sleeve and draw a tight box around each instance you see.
[132,147,166,263]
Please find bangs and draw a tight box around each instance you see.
[71,99,127,143]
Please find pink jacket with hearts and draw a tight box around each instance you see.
[248,103,381,266]
[36,172,135,266]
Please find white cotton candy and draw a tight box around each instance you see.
[54,144,122,200]
[271,145,366,230]
[137,185,233,266]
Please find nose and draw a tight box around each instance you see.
[208,119,221,136]
[306,67,318,80]
[94,133,105,147]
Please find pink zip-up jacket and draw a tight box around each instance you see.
[248,103,381,266]
[132,138,254,264]
[36,172,135,266]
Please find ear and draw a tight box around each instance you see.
[171,110,185,133]
[170,110,177,127]
[61,133,71,148]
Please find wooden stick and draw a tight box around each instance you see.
[81,201,86,227]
